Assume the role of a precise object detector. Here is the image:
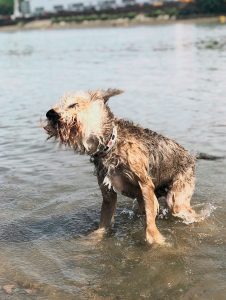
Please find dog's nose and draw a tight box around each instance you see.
[46,109,60,122]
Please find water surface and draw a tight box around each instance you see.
[0,23,226,299]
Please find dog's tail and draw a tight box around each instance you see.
[196,152,225,161]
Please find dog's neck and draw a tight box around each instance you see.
[90,125,117,159]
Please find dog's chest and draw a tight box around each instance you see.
[103,175,140,199]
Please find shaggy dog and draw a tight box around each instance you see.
[43,89,198,245]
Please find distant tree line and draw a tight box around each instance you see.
[0,0,225,17]
[196,0,226,13]
[0,0,13,15]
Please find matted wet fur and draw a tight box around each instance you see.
[43,89,198,245]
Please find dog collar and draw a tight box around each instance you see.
[91,126,117,159]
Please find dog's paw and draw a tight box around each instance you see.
[83,228,106,245]
[146,230,166,246]
[79,228,106,247]
[89,228,106,240]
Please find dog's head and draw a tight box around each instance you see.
[43,89,123,153]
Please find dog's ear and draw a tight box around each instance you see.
[90,89,124,103]
[102,89,124,103]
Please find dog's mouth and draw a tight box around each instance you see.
[43,121,58,140]
[43,109,78,145]
[44,120,77,143]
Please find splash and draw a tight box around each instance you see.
[177,203,217,225]
[197,203,217,219]
[158,208,170,220]
[120,208,135,219]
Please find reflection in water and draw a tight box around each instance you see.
[0,23,226,299]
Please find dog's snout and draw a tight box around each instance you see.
[46,109,60,122]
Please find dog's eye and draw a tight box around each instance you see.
[68,103,78,109]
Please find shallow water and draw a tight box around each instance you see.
[0,22,226,299]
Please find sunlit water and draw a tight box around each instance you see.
[0,22,226,299]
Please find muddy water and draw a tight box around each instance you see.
[0,22,226,299]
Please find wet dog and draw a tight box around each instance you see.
[43,89,198,245]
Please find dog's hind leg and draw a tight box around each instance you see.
[166,171,198,223]
[139,178,165,245]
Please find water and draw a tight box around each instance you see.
[0,22,226,299]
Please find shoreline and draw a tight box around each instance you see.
[0,15,224,32]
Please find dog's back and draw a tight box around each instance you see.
[144,127,195,189]
[115,119,195,190]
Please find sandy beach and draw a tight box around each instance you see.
[0,15,222,32]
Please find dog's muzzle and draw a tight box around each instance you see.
[46,109,60,124]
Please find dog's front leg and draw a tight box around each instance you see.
[98,178,117,230]
[139,178,165,245]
